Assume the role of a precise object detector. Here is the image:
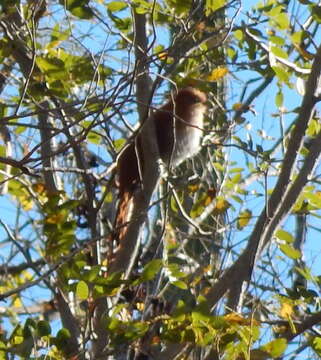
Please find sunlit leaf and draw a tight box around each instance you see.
[224,312,258,326]
[76,280,89,300]
[237,209,252,229]
[305,192,321,208]
[272,66,290,82]
[271,46,288,59]
[275,229,294,243]
[37,56,65,72]
[269,35,285,46]
[312,337,321,356]
[87,131,101,144]
[212,198,230,215]
[107,1,128,12]
[205,0,225,15]
[273,13,290,29]
[166,0,192,15]
[280,302,293,319]
[275,91,284,107]
[234,29,243,41]
[261,338,287,357]
[279,244,301,259]
[207,67,228,81]
[171,280,188,289]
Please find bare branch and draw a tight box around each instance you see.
[38,100,61,194]
[205,40,321,310]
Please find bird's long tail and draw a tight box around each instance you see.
[113,189,134,250]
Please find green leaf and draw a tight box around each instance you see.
[0,340,7,359]
[59,0,94,18]
[50,24,70,42]
[230,167,244,173]
[167,263,187,279]
[69,5,94,19]
[231,173,241,184]
[275,229,294,243]
[295,267,314,282]
[85,265,101,282]
[205,0,225,15]
[87,131,101,145]
[234,29,243,41]
[269,35,285,46]
[36,56,65,72]
[172,280,188,289]
[275,91,284,107]
[273,13,290,29]
[271,46,288,59]
[312,6,321,23]
[227,47,237,61]
[279,244,301,260]
[37,321,51,337]
[166,0,192,15]
[272,66,290,82]
[76,280,89,300]
[172,300,189,321]
[141,259,162,281]
[107,1,128,12]
[55,328,71,350]
[291,31,303,44]
[114,138,126,151]
[305,192,321,208]
[261,338,287,357]
[312,337,321,356]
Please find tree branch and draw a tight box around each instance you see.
[109,7,157,277]
[205,40,321,309]
[38,100,60,194]
[157,39,321,360]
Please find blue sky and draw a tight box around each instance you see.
[1,2,321,356]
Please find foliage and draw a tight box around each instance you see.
[0,0,321,359]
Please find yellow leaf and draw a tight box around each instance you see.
[188,184,199,193]
[225,312,245,324]
[13,297,23,308]
[45,213,65,224]
[201,188,217,206]
[237,209,252,229]
[158,52,168,60]
[213,198,230,215]
[20,196,33,211]
[207,67,228,81]
[232,102,243,111]
[204,195,212,206]
[280,302,293,319]
[224,313,259,326]
[136,302,145,311]
[280,308,297,334]
[224,312,259,326]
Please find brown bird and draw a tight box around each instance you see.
[114,87,207,248]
